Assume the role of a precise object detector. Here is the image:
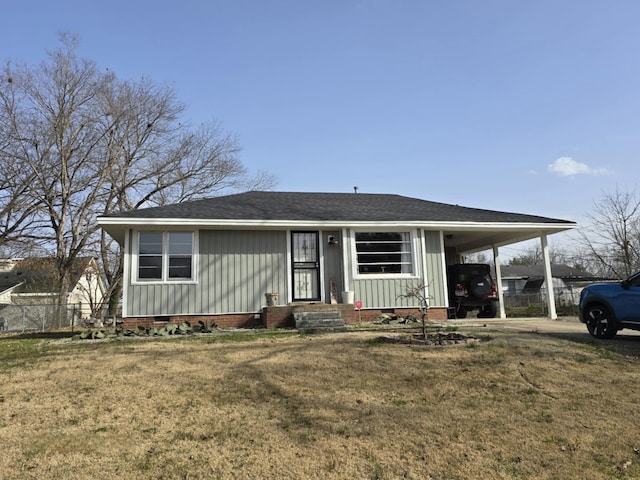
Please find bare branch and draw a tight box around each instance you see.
[576,187,640,278]
[0,34,278,313]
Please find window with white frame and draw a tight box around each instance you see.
[354,231,414,275]
[137,231,194,281]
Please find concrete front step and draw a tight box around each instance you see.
[294,310,346,333]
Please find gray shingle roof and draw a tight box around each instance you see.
[0,257,95,294]
[102,191,574,224]
[501,264,596,279]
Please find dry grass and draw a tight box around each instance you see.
[1,327,640,479]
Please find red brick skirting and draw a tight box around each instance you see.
[121,306,449,330]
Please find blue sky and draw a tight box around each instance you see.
[2,1,639,254]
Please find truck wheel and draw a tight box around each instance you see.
[584,304,617,339]
[478,302,497,318]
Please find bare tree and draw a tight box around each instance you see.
[398,282,430,340]
[0,78,48,250]
[577,187,640,279]
[0,165,45,253]
[507,243,570,266]
[0,35,114,316]
[0,34,277,316]
[95,72,275,313]
[464,251,493,265]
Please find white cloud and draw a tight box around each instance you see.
[547,157,611,177]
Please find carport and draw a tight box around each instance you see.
[441,223,576,319]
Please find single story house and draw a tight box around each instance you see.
[98,191,576,329]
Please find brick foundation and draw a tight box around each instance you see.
[122,306,450,330]
[264,305,449,328]
[425,307,449,322]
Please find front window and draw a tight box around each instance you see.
[355,232,414,275]
[168,232,193,279]
[137,231,194,281]
[139,232,163,279]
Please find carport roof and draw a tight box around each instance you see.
[98,191,576,252]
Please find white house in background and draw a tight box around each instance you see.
[0,257,105,319]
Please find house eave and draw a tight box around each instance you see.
[99,216,577,248]
[98,217,577,229]
[0,282,24,296]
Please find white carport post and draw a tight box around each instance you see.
[540,233,557,320]
[492,245,506,319]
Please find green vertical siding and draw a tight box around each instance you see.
[423,230,446,306]
[199,230,287,313]
[127,230,287,316]
[127,281,199,317]
[126,227,448,317]
[353,277,424,309]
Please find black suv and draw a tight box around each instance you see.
[447,263,498,319]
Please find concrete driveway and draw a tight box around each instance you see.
[451,316,640,350]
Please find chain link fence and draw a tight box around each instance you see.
[503,287,581,307]
[0,303,121,333]
[503,286,581,316]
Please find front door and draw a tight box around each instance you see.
[291,231,321,301]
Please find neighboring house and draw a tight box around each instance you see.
[500,264,608,306]
[0,257,105,323]
[98,191,576,328]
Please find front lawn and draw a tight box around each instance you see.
[0,328,638,479]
